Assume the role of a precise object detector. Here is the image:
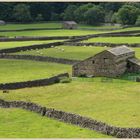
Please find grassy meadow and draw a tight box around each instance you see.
[0,77,140,128]
[0,40,63,50]
[15,45,140,60]
[0,59,71,83]
[15,46,108,60]
[0,108,110,138]
[0,23,140,138]
[83,37,140,44]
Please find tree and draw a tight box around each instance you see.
[111,12,119,23]
[117,5,140,25]
[35,14,44,21]
[74,3,93,23]
[135,16,140,26]
[13,4,32,22]
[84,6,105,25]
[62,5,77,21]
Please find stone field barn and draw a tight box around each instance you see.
[72,46,140,77]
[62,21,77,29]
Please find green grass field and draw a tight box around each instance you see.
[0,108,110,138]
[0,59,71,83]
[0,29,106,37]
[0,40,63,50]
[0,24,140,138]
[15,46,108,60]
[15,45,140,60]
[0,23,62,30]
[0,77,140,128]
[83,37,140,44]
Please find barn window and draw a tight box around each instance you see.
[104,58,109,63]
[127,62,131,69]
[92,60,95,64]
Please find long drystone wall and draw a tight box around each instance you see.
[0,98,140,138]
[0,73,69,90]
[0,54,80,65]
[0,27,62,32]
[0,36,81,42]
[65,42,140,47]
[0,41,64,53]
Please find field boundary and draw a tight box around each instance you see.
[0,73,69,90]
[0,41,65,53]
[0,98,140,138]
[0,28,62,32]
[0,54,80,65]
[65,42,140,47]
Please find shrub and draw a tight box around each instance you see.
[59,77,72,83]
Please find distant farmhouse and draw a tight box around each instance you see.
[0,20,6,25]
[62,21,77,29]
[73,46,140,77]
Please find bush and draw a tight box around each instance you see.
[59,77,72,83]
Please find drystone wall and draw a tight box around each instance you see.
[0,28,62,32]
[0,73,69,90]
[64,42,140,47]
[0,54,80,65]
[0,99,140,138]
[0,41,64,53]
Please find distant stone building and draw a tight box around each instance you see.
[0,20,6,25]
[62,21,77,29]
[72,46,140,77]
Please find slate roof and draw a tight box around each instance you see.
[63,21,77,25]
[108,46,134,56]
[128,58,140,66]
[0,20,5,24]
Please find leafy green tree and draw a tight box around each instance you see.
[62,5,77,21]
[84,6,105,25]
[13,4,32,22]
[135,16,140,25]
[74,3,93,23]
[117,5,140,25]
[35,14,44,21]
[111,12,119,23]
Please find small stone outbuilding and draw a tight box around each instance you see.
[72,46,140,77]
[0,20,6,25]
[62,21,77,29]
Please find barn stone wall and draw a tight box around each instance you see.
[0,98,140,138]
[73,50,137,78]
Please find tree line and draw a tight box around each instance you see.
[0,2,140,25]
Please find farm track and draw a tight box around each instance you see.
[0,98,140,138]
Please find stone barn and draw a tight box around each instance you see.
[0,20,6,25]
[72,46,140,77]
[62,21,77,29]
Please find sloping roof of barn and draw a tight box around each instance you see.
[0,20,5,24]
[63,21,77,25]
[107,46,134,56]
